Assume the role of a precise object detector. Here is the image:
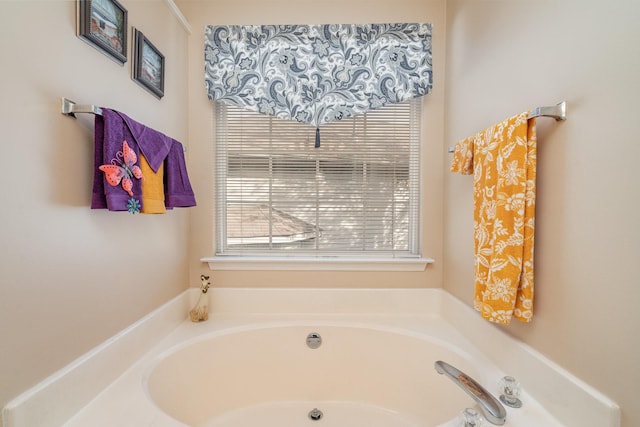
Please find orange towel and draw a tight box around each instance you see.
[140,154,166,214]
[450,135,474,175]
[451,112,537,325]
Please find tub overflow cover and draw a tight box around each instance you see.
[306,332,322,349]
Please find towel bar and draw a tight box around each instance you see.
[447,101,567,153]
[528,101,566,122]
[61,97,102,117]
[61,97,187,152]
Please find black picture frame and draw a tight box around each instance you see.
[78,0,128,64]
[133,28,165,99]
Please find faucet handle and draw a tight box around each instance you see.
[499,376,523,408]
[459,408,484,426]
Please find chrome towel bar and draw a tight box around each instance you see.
[61,97,102,117]
[447,101,567,153]
[528,101,566,122]
[61,97,186,152]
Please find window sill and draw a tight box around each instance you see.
[200,256,435,272]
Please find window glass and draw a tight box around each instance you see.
[215,99,422,257]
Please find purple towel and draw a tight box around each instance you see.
[92,108,196,211]
[91,109,144,211]
[91,113,108,209]
[114,111,172,173]
[164,140,197,208]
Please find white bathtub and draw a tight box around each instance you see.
[3,289,619,427]
[145,324,489,427]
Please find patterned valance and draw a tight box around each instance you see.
[204,23,432,130]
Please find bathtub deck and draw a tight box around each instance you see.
[3,288,619,427]
[61,312,560,427]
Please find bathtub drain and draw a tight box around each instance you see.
[308,408,323,421]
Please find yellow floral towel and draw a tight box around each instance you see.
[450,135,474,175]
[451,112,537,325]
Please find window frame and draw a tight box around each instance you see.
[201,99,434,271]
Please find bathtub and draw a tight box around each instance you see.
[146,324,492,427]
[3,289,619,427]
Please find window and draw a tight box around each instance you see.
[214,99,422,260]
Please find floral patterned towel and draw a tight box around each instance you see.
[450,135,474,175]
[452,112,537,325]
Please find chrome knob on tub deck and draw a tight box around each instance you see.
[499,376,522,408]
[459,408,484,426]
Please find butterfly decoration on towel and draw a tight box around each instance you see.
[99,140,144,196]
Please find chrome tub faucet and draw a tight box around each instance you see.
[434,360,507,425]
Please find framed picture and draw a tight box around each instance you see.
[133,28,165,99]
[77,0,128,64]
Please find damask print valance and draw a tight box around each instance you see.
[204,23,432,129]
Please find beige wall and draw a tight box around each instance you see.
[0,0,190,418]
[179,0,447,289]
[3,0,638,425]
[443,1,640,425]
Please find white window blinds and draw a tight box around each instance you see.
[215,98,422,257]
